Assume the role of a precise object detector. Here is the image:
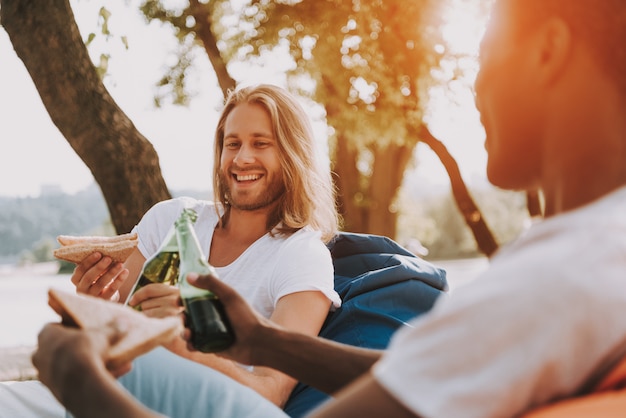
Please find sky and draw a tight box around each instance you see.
[0,0,488,198]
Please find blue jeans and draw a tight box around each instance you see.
[118,347,289,418]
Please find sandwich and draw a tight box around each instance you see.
[48,288,183,369]
[53,232,138,264]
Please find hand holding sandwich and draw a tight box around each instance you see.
[70,252,131,301]
[33,321,132,388]
[53,233,139,301]
[33,323,162,418]
[32,288,182,418]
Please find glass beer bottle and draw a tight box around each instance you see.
[175,208,234,352]
[124,220,183,309]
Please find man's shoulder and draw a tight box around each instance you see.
[140,197,221,234]
[259,228,327,259]
[149,197,219,215]
[272,227,323,245]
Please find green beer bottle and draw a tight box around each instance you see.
[176,208,234,352]
[124,218,185,309]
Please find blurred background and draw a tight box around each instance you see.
[0,0,521,352]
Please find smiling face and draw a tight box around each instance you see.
[218,102,285,212]
[474,0,545,191]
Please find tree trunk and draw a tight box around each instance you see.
[367,142,413,237]
[1,0,171,233]
[332,134,365,232]
[417,125,499,257]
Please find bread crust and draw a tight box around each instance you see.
[53,233,138,264]
[48,288,182,369]
[57,232,137,246]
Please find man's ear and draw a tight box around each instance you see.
[533,18,572,86]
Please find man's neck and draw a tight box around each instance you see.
[209,205,277,267]
[541,100,626,216]
[539,55,626,217]
[221,206,274,242]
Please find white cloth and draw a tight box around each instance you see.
[132,196,340,317]
[374,186,626,418]
[0,381,64,418]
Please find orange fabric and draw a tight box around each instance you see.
[595,357,626,392]
[522,390,626,417]
[522,356,626,417]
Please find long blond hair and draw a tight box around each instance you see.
[213,84,339,243]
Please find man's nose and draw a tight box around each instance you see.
[233,144,255,164]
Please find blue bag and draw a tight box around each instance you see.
[283,232,448,417]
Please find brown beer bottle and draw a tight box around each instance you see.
[175,208,234,352]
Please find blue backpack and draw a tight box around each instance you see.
[283,232,448,417]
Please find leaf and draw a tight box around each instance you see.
[85,32,96,47]
[99,7,111,36]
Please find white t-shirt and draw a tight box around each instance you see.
[374,186,626,418]
[132,196,341,319]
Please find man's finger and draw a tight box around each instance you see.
[187,272,228,297]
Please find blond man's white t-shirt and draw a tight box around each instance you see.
[133,196,341,317]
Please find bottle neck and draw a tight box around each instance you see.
[177,220,203,262]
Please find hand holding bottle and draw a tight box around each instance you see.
[175,208,235,353]
[127,283,185,318]
[184,272,275,365]
[124,222,180,309]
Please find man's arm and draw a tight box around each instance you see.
[62,362,164,418]
[258,325,383,394]
[308,372,420,418]
[187,273,383,394]
[32,323,163,418]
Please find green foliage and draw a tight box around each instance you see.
[85,32,96,47]
[139,0,452,142]
[220,0,449,143]
[154,36,196,107]
[98,6,112,36]
[139,0,213,106]
[0,185,110,264]
[81,4,130,80]
[27,238,57,263]
[0,187,209,265]
[136,0,489,237]
[397,186,530,259]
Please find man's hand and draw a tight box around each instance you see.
[128,283,185,318]
[32,322,133,403]
[32,322,169,418]
[186,272,384,396]
[71,252,129,301]
[186,272,278,366]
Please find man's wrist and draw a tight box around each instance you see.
[57,352,103,407]
[249,324,287,367]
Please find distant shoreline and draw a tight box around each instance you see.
[0,261,60,278]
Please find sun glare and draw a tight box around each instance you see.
[442,0,491,56]
[414,0,493,187]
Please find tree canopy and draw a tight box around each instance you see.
[140,0,498,254]
[1,0,502,256]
